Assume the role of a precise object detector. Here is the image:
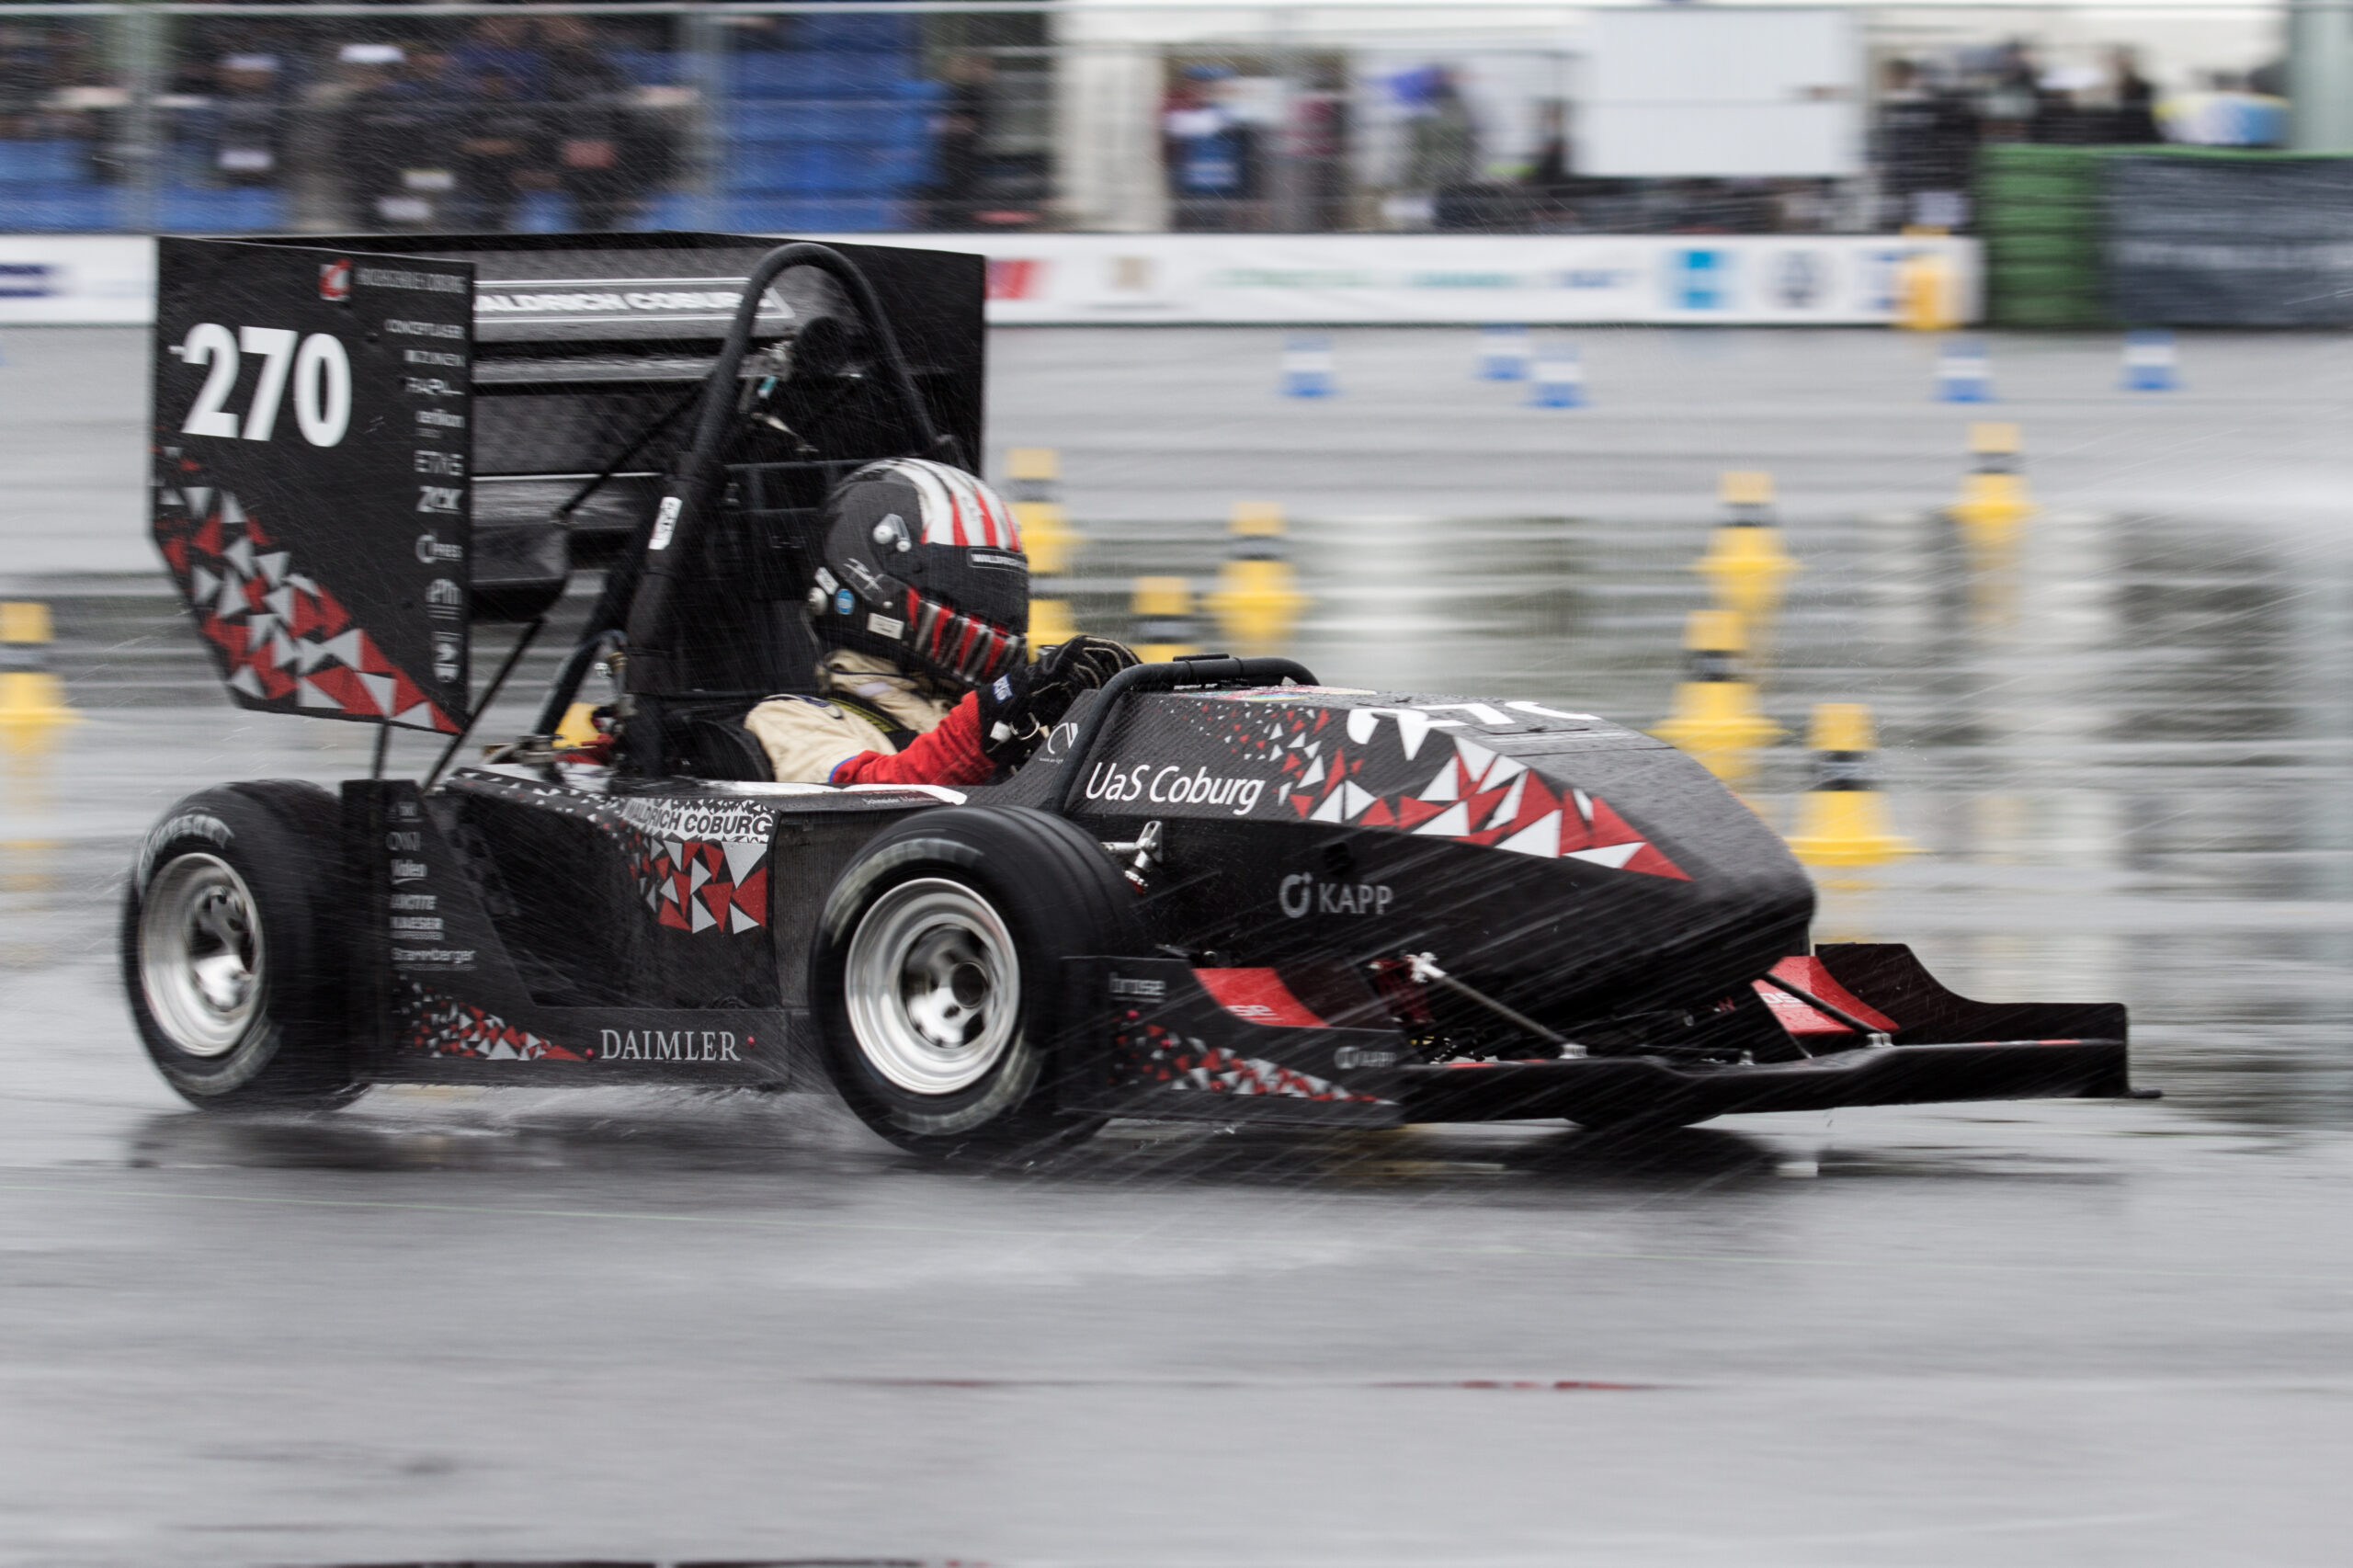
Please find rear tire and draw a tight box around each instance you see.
[813,806,1141,1159]
[121,782,362,1111]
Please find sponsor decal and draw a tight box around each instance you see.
[648,494,682,551]
[404,375,462,399]
[985,257,1046,301]
[356,266,467,295]
[425,576,461,617]
[0,262,55,300]
[415,485,462,515]
[414,450,465,476]
[1085,761,1267,816]
[969,549,1024,572]
[1553,267,1636,290]
[389,858,427,882]
[1335,1045,1401,1069]
[392,946,477,966]
[403,348,465,369]
[415,531,463,563]
[318,258,351,302]
[388,892,436,911]
[473,282,783,320]
[867,613,904,640]
[415,408,465,429]
[1279,873,1394,918]
[597,1028,743,1062]
[137,810,233,887]
[1773,251,1825,308]
[430,632,461,684]
[386,318,465,339]
[611,797,773,841]
[1108,974,1167,1001]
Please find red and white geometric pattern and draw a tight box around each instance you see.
[630,835,769,934]
[154,483,458,733]
[398,980,583,1061]
[1239,702,1690,881]
[1120,1020,1386,1104]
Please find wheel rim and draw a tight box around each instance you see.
[139,853,264,1059]
[845,877,1020,1096]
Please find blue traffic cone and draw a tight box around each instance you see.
[1528,343,1585,407]
[2121,328,2178,392]
[1279,333,1335,398]
[1476,324,1530,381]
[1935,337,1992,402]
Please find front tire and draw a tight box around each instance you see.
[813,806,1142,1158]
[121,782,362,1111]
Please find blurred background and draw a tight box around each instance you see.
[0,0,2316,243]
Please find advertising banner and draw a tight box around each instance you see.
[4,232,1977,328]
[878,233,1979,326]
[152,238,473,733]
[2106,155,2353,326]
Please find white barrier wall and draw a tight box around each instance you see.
[0,233,1979,327]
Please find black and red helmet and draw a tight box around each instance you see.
[806,459,1028,690]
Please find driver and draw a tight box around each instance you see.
[744,458,1136,787]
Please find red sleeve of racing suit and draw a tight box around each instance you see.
[825,692,994,788]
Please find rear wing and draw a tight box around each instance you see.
[152,231,983,733]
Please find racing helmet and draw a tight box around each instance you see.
[806,458,1029,689]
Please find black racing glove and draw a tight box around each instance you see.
[977,635,1141,765]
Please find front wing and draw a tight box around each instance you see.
[1067,945,2133,1128]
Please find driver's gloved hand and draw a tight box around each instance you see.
[977,635,1141,765]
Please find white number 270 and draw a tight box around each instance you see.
[178,323,351,447]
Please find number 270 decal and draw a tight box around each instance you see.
[176,323,351,447]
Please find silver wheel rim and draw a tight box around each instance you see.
[140,853,263,1059]
[845,877,1019,1096]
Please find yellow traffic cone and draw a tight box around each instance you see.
[1652,610,1781,780]
[1131,577,1201,662]
[1786,703,1918,868]
[1694,471,1800,625]
[1027,595,1081,653]
[1006,447,1080,578]
[1205,500,1312,654]
[0,603,77,729]
[1949,422,2037,564]
[1894,246,1958,332]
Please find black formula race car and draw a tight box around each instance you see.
[123,233,2138,1154]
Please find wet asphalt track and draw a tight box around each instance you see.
[6,325,2353,1566]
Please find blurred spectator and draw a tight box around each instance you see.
[926,51,991,230]
[336,45,455,229]
[1163,66,1251,231]
[541,15,646,232]
[1403,65,1479,192]
[1521,99,1622,230]
[1874,58,1976,227]
[454,16,549,103]
[1978,41,2053,142]
[449,64,550,231]
[2111,47,2161,143]
[209,55,287,188]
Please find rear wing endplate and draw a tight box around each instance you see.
[153,237,474,732]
